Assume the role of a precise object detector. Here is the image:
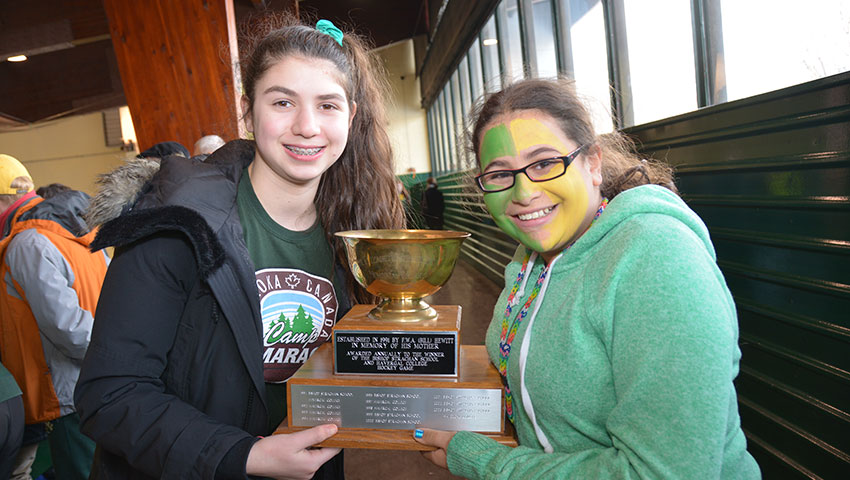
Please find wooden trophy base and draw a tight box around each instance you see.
[276,343,517,450]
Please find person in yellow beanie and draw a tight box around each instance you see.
[0,153,34,479]
[0,154,36,238]
[0,154,32,194]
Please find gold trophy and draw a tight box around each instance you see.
[275,230,515,450]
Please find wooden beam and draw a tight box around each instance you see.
[102,0,242,150]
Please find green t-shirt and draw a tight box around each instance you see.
[237,169,342,433]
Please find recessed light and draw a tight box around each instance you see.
[7,55,27,62]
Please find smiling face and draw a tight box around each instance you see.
[478,110,602,262]
[243,55,355,192]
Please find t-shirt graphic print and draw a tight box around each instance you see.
[258,268,338,383]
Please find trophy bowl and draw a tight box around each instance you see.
[336,229,471,322]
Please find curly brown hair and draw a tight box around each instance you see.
[470,77,677,199]
[239,12,405,302]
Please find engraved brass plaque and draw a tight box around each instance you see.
[289,384,503,432]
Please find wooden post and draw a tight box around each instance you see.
[102,0,241,152]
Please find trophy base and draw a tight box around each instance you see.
[279,343,516,450]
[275,421,517,451]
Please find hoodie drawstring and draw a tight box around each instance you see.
[498,251,549,424]
[509,251,537,307]
[518,253,560,453]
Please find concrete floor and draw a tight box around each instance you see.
[343,259,503,480]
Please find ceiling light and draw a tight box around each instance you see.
[7,55,27,62]
[482,38,498,46]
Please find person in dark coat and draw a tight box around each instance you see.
[73,14,404,480]
[422,177,445,230]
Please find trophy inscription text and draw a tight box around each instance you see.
[334,331,458,375]
[290,384,502,431]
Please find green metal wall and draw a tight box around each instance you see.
[439,171,518,284]
[435,72,850,478]
[627,72,850,479]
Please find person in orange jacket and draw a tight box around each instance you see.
[0,153,109,480]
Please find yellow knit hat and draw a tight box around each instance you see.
[0,154,33,195]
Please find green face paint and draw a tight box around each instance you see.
[479,124,516,169]
[478,114,591,258]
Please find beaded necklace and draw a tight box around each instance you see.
[498,198,608,423]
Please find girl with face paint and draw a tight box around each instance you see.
[415,78,761,480]
[476,111,603,262]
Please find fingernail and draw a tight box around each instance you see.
[414,429,423,439]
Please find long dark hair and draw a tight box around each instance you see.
[470,77,676,199]
[240,13,405,302]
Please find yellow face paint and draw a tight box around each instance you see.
[479,114,591,258]
[510,118,566,152]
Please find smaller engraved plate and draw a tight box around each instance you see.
[334,330,458,375]
[290,384,502,432]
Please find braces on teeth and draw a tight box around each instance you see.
[287,146,322,155]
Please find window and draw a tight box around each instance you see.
[449,72,465,170]
[563,0,613,133]
[426,109,436,171]
[437,92,450,174]
[425,0,850,174]
[531,0,558,78]
[622,0,697,126]
[720,0,850,101]
[467,38,485,104]
[458,55,473,126]
[498,0,525,83]
[480,15,502,92]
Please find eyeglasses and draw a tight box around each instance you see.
[475,144,586,193]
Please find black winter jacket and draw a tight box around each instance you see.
[75,140,348,479]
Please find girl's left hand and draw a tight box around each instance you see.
[413,428,456,469]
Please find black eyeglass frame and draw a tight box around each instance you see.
[474,144,586,193]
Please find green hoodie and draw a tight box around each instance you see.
[447,185,760,479]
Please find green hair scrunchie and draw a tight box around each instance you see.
[316,19,344,46]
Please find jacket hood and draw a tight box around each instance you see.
[19,190,95,238]
[563,184,715,266]
[85,139,256,278]
[84,156,161,229]
[0,191,98,262]
[85,139,255,229]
